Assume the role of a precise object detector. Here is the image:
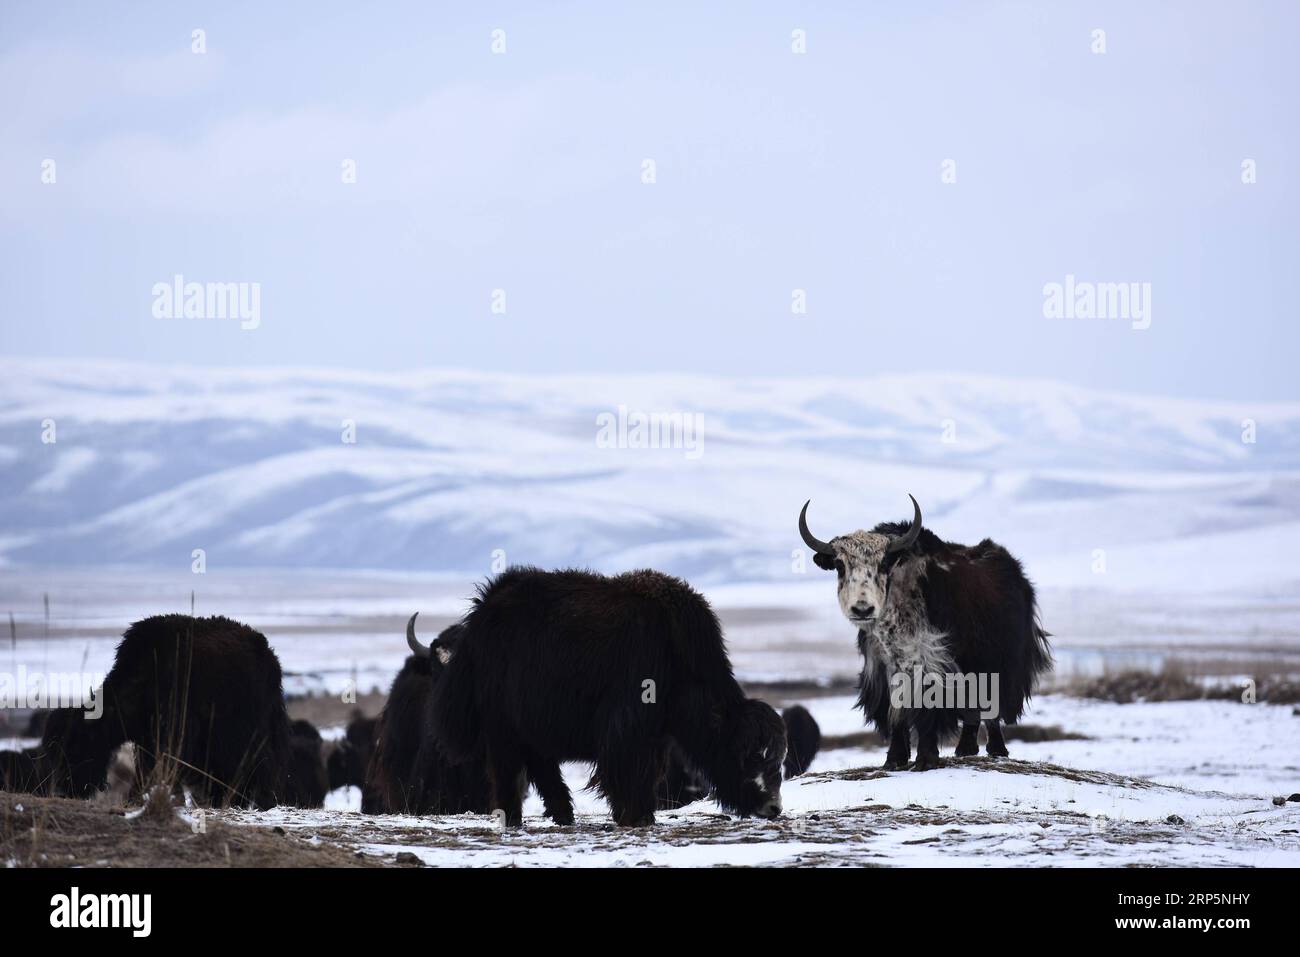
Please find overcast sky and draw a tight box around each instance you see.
[1,1,1296,400]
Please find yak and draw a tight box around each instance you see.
[326,711,376,792]
[361,618,491,815]
[800,496,1052,771]
[27,614,296,807]
[427,567,787,827]
[287,719,329,808]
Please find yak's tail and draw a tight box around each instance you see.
[1003,616,1054,723]
[1029,619,1054,680]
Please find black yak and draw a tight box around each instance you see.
[326,711,375,792]
[361,618,491,815]
[427,567,787,827]
[781,705,821,777]
[25,710,50,738]
[653,705,820,809]
[800,497,1051,771]
[287,719,329,808]
[30,614,295,807]
[0,748,40,793]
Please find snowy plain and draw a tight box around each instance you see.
[1,360,1298,866]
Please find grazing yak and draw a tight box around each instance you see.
[28,615,297,807]
[654,705,821,810]
[427,567,787,827]
[361,618,491,815]
[326,711,376,792]
[287,719,330,808]
[800,497,1051,771]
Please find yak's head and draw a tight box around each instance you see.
[404,614,468,677]
[711,698,786,819]
[799,495,926,629]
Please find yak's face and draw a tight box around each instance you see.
[801,496,926,634]
[430,623,467,677]
[714,699,786,819]
[813,531,904,628]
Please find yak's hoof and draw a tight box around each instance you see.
[954,741,979,758]
[549,809,575,826]
[987,746,1009,759]
[911,755,942,772]
[616,812,654,827]
[881,759,909,772]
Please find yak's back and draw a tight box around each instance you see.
[110,614,281,683]
[467,566,732,683]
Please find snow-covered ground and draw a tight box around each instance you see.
[225,694,1300,867]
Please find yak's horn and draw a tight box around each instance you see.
[406,612,430,658]
[886,495,924,554]
[799,500,836,556]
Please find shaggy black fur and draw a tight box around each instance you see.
[26,615,294,808]
[428,567,787,827]
[822,521,1052,770]
[25,710,50,738]
[0,748,40,793]
[362,623,491,815]
[781,705,821,776]
[287,719,329,808]
[652,740,712,810]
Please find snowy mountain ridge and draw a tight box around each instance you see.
[2,358,1298,590]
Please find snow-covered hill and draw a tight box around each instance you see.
[2,358,1297,591]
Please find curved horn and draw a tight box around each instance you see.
[886,494,923,554]
[799,500,836,556]
[406,612,431,659]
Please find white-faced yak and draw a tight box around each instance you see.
[427,567,787,827]
[25,615,297,807]
[361,618,491,815]
[800,497,1051,771]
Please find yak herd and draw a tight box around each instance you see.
[1,496,1050,829]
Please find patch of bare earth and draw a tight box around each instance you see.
[0,791,377,868]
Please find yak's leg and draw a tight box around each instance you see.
[596,736,658,827]
[984,718,1009,758]
[525,752,574,826]
[486,739,526,827]
[954,709,981,758]
[882,721,911,770]
[911,713,942,772]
